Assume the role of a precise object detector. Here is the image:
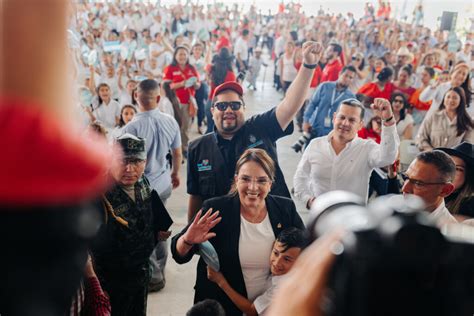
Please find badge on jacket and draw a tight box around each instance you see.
[197,159,212,172]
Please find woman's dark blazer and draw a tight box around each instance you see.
[171,194,305,316]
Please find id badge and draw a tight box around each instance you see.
[324,117,331,128]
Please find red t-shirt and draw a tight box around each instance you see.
[394,85,416,100]
[358,82,395,101]
[321,59,343,83]
[207,69,236,100]
[0,98,112,206]
[216,36,231,52]
[163,64,199,104]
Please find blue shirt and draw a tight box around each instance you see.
[303,82,355,137]
[123,108,181,197]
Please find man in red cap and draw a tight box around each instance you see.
[186,41,324,220]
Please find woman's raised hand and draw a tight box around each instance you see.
[183,208,221,245]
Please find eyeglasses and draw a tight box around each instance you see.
[237,175,271,186]
[124,158,145,166]
[352,56,362,61]
[401,173,449,189]
[213,101,243,111]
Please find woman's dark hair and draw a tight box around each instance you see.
[447,160,474,214]
[365,115,382,132]
[276,227,308,252]
[131,87,138,106]
[400,64,413,76]
[390,92,408,120]
[453,64,473,107]
[376,67,393,82]
[162,81,183,126]
[210,47,234,86]
[424,67,435,78]
[438,87,474,136]
[96,83,111,107]
[171,46,190,66]
[117,104,137,127]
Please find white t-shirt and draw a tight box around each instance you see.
[254,275,285,315]
[239,213,274,302]
[92,99,121,130]
[234,37,249,63]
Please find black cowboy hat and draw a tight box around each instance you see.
[437,142,474,168]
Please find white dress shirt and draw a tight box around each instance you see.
[294,124,399,204]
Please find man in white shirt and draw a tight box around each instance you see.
[234,29,250,72]
[401,150,457,224]
[294,98,399,206]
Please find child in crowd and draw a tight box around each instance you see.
[207,227,306,316]
[247,47,268,91]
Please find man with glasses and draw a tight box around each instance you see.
[400,150,457,224]
[294,98,399,207]
[187,41,324,220]
[91,134,167,315]
[123,79,181,292]
[303,66,356,140]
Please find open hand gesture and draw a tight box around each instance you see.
[183,208,221,244]
[302,41,323,66]
[371,98,393,121]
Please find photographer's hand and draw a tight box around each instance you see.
[267,230,344,316]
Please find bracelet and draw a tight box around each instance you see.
[182,237,194,247]
[383,116,394,123]
[303,63,317,69]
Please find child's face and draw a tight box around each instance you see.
[270,241,301,276]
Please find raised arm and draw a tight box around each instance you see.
[275,42,323,130]
[367,98,400,168]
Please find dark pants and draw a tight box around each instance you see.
[107,284,148,316]
[195,82,208,127]
[0,205,98,316]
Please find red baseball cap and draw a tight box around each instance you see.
[212,81,243,100]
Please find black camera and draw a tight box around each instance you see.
[291,132,312,153]
[308,191,474,316]
[236,69,247,83]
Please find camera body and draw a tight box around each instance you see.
[291,132,312,153]
[308,192,474,316]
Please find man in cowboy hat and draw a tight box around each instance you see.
[394,46,414,79]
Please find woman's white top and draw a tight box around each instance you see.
[419,82,451,118]
[281,54,298,82]
[396,113,414,139]
[92,99,121,130]
[239,212,274,302]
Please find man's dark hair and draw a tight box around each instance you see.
[186,299,225,316]
[276,227,307,252]
[341,65,357,74]
[339,98,365,120]
[416,150,456,182]
[137,79,159,93]
[242,29,250,37]
[330,43,342,55]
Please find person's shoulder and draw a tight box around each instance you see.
[189,132,215,150]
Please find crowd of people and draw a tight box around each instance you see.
[3,0,474,315]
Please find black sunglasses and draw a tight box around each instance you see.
[213,101,243,111]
